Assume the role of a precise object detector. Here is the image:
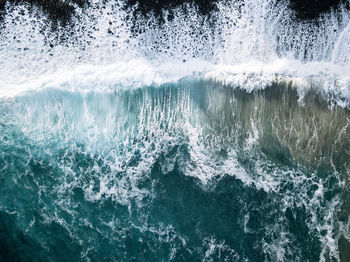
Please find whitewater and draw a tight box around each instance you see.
[1,0,350,261]
[1,0,350,102]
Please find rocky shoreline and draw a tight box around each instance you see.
[0,0,347,25]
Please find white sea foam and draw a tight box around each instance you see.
[0,2,349,260]
[0,0,350,106]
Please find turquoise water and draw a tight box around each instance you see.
[0,80,348,261]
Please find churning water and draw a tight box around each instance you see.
[1,0,350,261]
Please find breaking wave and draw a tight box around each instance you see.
[1,0,350,261]
[0,0,350,103]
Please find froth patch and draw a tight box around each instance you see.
[2,58,350,110]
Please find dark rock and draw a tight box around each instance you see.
[123,0,218,21]
[123,0,348,22]
[0,0,348,30]
[2,0,88,24]
[0,0,6,10]
[289,0,347,20]
[0,0,6,21]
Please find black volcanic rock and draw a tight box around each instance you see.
[124,0,349,21]
[124,0,217,18]
[0,0,6,22]
[0,0,5,10]
[289,0,347,19]
[0,0,87,23]
[0,0,348,26]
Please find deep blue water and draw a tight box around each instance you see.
[0,80,348,261]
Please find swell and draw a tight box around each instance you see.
[1,0,350,261]
[0,80,348,261]
[3,79,348,175]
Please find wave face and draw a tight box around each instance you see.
[1,1,350,262]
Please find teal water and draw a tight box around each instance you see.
[0,80,349,261]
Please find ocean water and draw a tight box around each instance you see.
[1,1,350,261]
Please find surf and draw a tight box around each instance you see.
[1,0,350,261]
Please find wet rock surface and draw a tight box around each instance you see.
[289,0,348,19]
[0,0,86,23]
[0,0,347,24]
